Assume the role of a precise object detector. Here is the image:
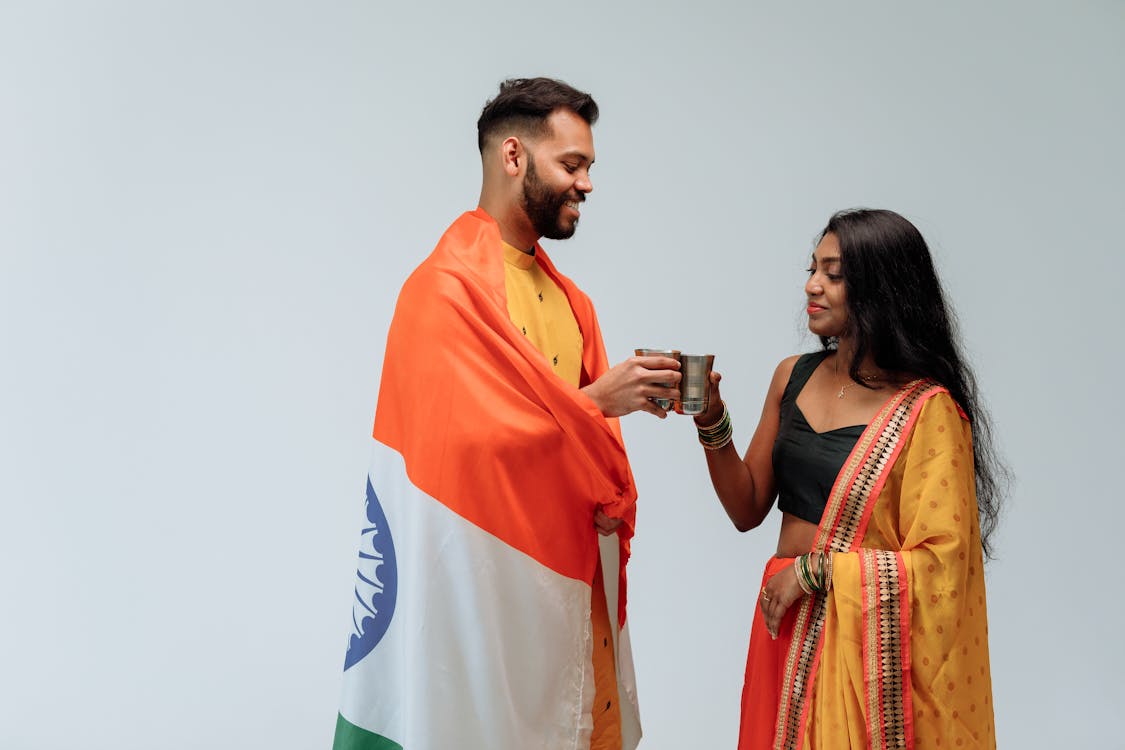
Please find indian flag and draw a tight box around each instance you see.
[333,210,642,750]
[334,439,641,749]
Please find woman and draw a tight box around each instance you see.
[694,209,1003,749]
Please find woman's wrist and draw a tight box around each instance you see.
[694,400,727,429]
[696,401,733,450]
[793,552,833,594]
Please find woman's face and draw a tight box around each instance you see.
[805,232,849,338]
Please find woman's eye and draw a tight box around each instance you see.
[807,267,843,281]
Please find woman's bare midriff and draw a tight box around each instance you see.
[775,512,819,558]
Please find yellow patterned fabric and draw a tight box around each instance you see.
[501,241,621,749]
[802,391,995,749]
[502,242,583,386]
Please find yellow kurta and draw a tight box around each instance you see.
[503,241,622,750]
[503,242,583,384]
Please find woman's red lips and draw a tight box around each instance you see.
[807,304,826,314]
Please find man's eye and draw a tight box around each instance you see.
[563,163,578,173]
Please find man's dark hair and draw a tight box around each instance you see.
[477,77,599,153]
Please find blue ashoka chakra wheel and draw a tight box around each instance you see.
[344,478,398,670]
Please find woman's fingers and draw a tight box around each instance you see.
[760,586,780,638]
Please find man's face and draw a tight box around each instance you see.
[519,109,595,241]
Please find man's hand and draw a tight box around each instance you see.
[581,355,681,418]
[594,507,623,536]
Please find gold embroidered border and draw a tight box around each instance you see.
[773,380,932,750]
[812,399,896,554]
[772,593,826,750]
[861,549,883,750]
[867,550,908,750]
[816,380,930,555]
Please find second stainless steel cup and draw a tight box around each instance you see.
[674,354,715,415]
[633,348,680,410]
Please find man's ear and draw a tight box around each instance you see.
[500,136,524,177]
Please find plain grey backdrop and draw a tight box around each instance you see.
[4,1,1123,747]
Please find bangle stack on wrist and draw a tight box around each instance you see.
[696,402,733,451]
[794,552,833,595]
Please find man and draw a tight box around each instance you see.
[333,77,680,750]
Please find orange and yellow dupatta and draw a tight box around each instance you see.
[765,381,995,750]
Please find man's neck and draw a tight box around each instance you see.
[477,201,538,252]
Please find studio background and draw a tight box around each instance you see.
[3,1,1122,748]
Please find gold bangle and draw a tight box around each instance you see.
[700,434,733,451]
[694,401,728,432]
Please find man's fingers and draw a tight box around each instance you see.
[594,509,623,536]
[646,368,681,385]
[632,362,681,386]
[643,387,680,404]
[633,356,681,371]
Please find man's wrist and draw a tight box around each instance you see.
[579,383,607,415]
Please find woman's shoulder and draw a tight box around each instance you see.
[770,354,802,385]
[908,386,972,443]
[767,351,828,403]
[776,351,829,385]
[776,350,830,377]
[776,354,802,374]
[911,382,966,415]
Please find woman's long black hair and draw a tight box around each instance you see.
[819,208,1007,556]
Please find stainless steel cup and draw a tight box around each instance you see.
[674,354,715,415]
[634,348,681,410]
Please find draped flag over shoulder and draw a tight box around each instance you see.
[334,209,642,750]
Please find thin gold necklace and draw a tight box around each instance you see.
[834,354,882,399]
[836,374,881,399]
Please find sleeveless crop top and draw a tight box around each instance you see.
[772,351,864,525]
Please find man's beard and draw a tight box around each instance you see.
[521,154,580,241]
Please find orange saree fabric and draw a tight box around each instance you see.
[739,382,995,750]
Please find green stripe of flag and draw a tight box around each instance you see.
[332,714,403,750]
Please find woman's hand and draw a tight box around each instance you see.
[759,561,806,639]
[692,370,725,426]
